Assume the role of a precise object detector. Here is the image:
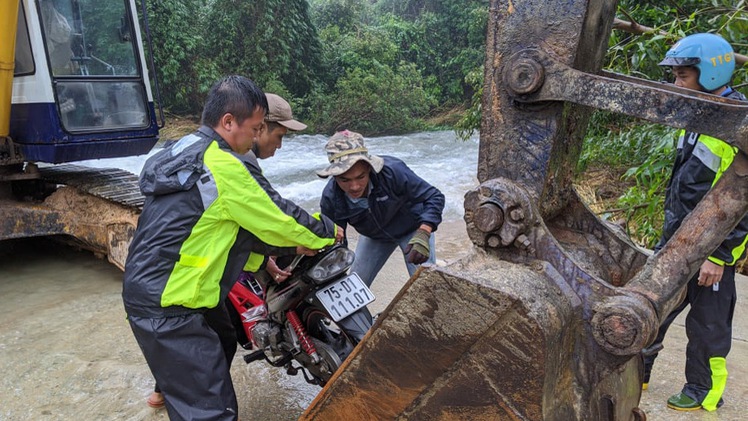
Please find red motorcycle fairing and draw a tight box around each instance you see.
[226,244,373,386]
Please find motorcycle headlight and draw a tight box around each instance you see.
[307,248,355,284]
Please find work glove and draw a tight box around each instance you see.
[404,228,431,264]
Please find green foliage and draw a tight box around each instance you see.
[307,63,435,135]
[307,7,438,135]
[335,26,399,70]
[203,0,324,100]
[140,0,488,131]
[596,124,674,248]
[582,1,748,246]
[141,0,326,114]
[305,0,488,134]
[454,65,483,140]
[580,115,671,171]
[309,0,373,32]
[142,0,209,114]
[371,1,489,106]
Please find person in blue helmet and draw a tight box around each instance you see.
[641,33,748,412]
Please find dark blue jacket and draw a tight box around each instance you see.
[320,156,444,241]
[656,87,748,266]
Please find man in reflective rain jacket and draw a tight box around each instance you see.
[143,91,312,409]
[642,33,748,412]
[122,75,339,421]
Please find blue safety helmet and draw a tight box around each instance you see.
[659,33,735,91]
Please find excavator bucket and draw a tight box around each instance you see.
[303,0,748,419]
[304,261,643,420]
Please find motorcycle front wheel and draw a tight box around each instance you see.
[303,307,358,364]
[307,338,343,386]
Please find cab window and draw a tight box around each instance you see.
[38,0,149,133]
[39,0,140,77]
[14,5,35,76]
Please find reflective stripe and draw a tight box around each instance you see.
[692,141,721,174]
[697,135,744,263]
[243,253,264,272]
[707,255,726,266]
[695,134,736,185]
[676,130,698,149]
[197,164,218,211]
[171,133,201,155]
[179,254,208,268]
[171,134,203,186]
[676,130,685,149]
[731,234,748,265]
[701,357,727,411]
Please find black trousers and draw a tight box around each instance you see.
[130,302,238,421]
[154,301,238,394]
[643,265,736,410]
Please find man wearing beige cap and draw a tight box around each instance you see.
[252,93,307,159]
[318,130,445,289]
[251,93,311,282]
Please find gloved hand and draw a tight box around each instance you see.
[404,228,431,264]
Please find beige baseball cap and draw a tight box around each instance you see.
[316,130,384,178]
[265,93,307,131]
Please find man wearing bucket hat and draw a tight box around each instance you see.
[318,130,445,288]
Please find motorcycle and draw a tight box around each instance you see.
[227,244,374,386]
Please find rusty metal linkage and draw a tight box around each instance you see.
[503,48,748,151]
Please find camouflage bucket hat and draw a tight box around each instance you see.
[316,130,384,178]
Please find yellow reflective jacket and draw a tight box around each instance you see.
[123,126,336,317]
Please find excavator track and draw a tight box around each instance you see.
[38,164,144,210]
[0,164,143,271]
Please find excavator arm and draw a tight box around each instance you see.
[302,1,748,420]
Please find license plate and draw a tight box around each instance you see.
[315,273,375,322]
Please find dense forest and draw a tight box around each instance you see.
[143,0,747,247]
[144,0,745,136]
[144,0,487,135]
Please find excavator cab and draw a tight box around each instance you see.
[0,0,159,270]
[9,0,158,164]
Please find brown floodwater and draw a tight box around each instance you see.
[0,221,480,421]
[0,237,320,421]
